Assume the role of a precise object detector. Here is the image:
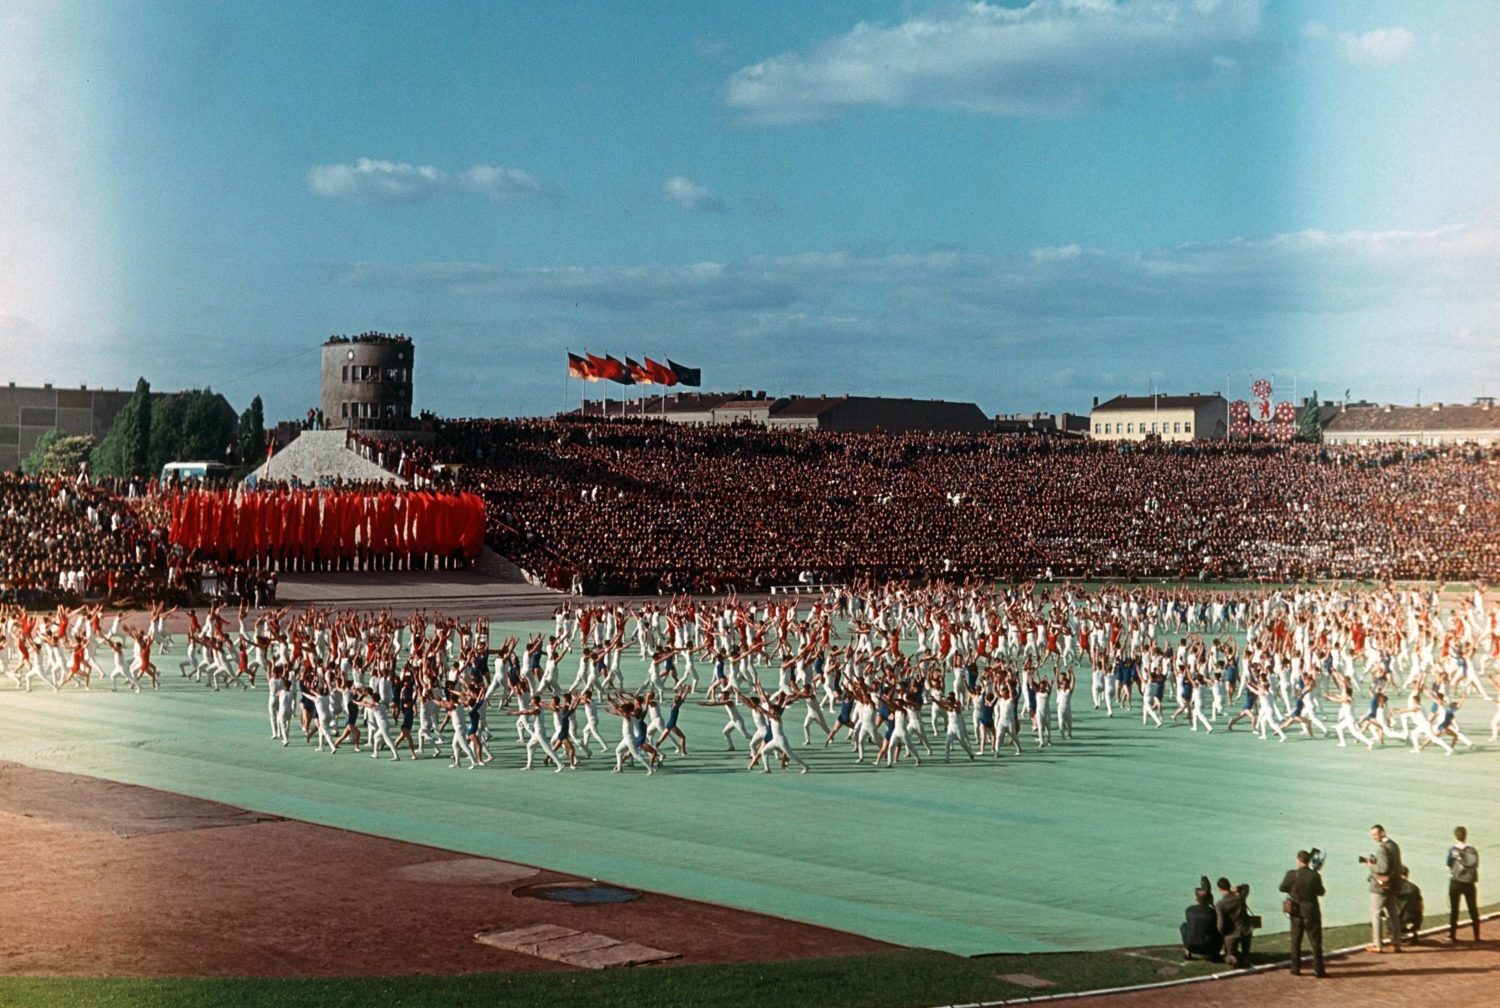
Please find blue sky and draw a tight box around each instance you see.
[3,0,1496,421]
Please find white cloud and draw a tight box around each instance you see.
[1339,26,1416,65]
[1303,23,1417,66]
[663,176,728,213]
[308,158,549,202]
[725,0,1267,122]
[308,158,446,201]
[459,164,546,200]
[1031,244,1083,262]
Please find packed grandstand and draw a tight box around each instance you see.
[7,416,1493,607]
[381,419,1500,592]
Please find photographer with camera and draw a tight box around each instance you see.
[1279,849,1326,977]
[1214,877,1256,967]
[1362,824,1404,953]
[1180,876,1223,962]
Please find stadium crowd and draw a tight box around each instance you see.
[4,416,1495,607]
[373,418,1500,594]
[0,472,182,606]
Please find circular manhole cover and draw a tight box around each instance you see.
[514,881,642,905]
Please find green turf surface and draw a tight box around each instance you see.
[3,906,1496,1008]
[1,621,1495,957]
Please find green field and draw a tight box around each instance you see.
[1,909,1495,1008]
[1,620,1495,958]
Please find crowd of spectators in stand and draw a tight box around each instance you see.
[0,473,285,609]
[365,417,1500,595]
[5,416,1496,606]
[0,472,175,606]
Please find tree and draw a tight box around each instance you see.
[144,388,236,471]
[1297,390,1323,444]
[149,393,186,474]
[123,377,152,475]
[20,430,95,475]
[236,395,265,465]
[91,381,236,478]
[179,388,235,462]
[91,377,152,477]
[90,428,121,477]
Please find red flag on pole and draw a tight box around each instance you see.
[644,357,678,386]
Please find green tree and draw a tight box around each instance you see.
[20,430,95,475]
[91,382,237,477]
[1297,391,1323,443]
[149,393,186,473]
[143,388,236,471]
[90,429,121,477]
[91,377,152,477]
[235,395,265,465]
[123,377,152,475]
[178,388,235,461]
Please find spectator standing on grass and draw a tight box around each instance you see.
[1279,849,1326,978]
[1447,826,1481,942]
[1366,824,1404,953]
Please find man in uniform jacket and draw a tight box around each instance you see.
[1279,850,1326,977]
[1215,877,1253,967]
[1367,824,1404,952]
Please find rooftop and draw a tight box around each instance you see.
[1093,393,1226,412]
[1323,402,1500,433]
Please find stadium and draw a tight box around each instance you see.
[6,5,1499,1008]
[3,359,1499,1007]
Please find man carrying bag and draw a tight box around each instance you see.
[1280,850,1326,978]
[1447,826,1480,942]
[1364,824,1404,953]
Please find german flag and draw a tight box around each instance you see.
[625,356,653,385]
[567,352,595,381]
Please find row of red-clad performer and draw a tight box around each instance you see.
[165,489,486,563]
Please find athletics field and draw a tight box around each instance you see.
[1,618,1494,959]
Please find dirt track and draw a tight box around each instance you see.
[0,763,885,977]
[3,762,1497,1007]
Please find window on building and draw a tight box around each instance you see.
[1172,422,1181,433]
[340,402,348,418]
[1126,423,1133,434]
[1183,423,1192,434]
